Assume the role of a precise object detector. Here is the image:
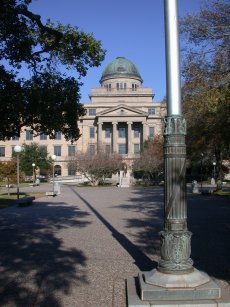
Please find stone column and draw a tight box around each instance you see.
[142,121,147,144]
[127,121,132,155]
[112,122,117,153]
[97,122,103,152]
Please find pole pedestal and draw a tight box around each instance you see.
[127,0,229,304]
[127,116,225,306]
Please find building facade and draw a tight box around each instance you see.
[0,57,166,176]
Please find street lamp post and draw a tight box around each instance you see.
[14,145,22,200]
[200,153,204,191]
[127,0,223,305]
[213,161,216,181]
[51,155,56,196]
[32,163,36,185]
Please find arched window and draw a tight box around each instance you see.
[54,165,62,176]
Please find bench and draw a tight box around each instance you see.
[18,196,35,207]
[201,189,213,195]
[46,191,57,197]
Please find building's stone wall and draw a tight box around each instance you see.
[0,57,167,177]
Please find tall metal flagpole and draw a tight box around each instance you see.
[155,0,192,275]
[127,0,225,305]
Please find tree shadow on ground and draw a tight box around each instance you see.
[0,200,91,306]
[188,194,230,282]
[112,187,164,269]
[70,187,155,272]
[114,187,230,282]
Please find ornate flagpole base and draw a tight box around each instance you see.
[127,115,224,305]
[157,230,194,275]
[127,273,230,307]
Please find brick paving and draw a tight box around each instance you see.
[0,185,229,306]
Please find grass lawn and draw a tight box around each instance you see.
[0,192,46,209]
[214,190,230,197]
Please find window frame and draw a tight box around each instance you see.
[118,144,127,155]
[0,146,5,157]
[68,145,76,157]
[118,127,126,138]
[68,166,76,176]
[105,127,111,138]
[40,133,47,140]
[54,145,62,156]
[134,144,140,154]
[88,108,96,116]
[89,127,95,139]
[148,108,156,115]
[134,127,140,138]
[26,130,33,141]
[54,131,62,140]
[116,82,127,90]
[149,127,155,139]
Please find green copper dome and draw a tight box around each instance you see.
[100,57,143,83]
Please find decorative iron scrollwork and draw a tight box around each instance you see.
[164,116,186,136]
[158,231,193,274]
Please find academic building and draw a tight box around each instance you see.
[0,57,167,176]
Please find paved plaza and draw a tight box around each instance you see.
[0,185,229,306]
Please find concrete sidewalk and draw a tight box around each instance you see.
[0,185,229,306]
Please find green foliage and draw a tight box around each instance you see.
[0,0,106,141]
[180,0,230,180]
[13,143,52,176]
[0,160,21,195]
[0,160,17,183]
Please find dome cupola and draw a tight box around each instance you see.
[100,57,143,84]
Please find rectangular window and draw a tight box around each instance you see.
[89,144,95,156]
[105,144,111,154]
[89,108,96,116]
[89,127,95,138]
[40,133,47,140]
[39,146,47,154]
[149,127,155,139]
[68,145,76,156]
[118,127,126,138]
[105,127,111,138]
[54,145,61,156]
[68,166,76,176]
[132,83,138,91]
[12,136,19,140]
[105,84,112,91]
[118,144,127,155]
[148,108,156,115]
[0,147,5,157]
[55,131,62,140]
[134,144,140,154]
[26,130,33,140]
[134,127,140,138]
[116,82,126,90]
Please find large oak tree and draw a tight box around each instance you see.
[180,0,230,179]
[0,0,106,141]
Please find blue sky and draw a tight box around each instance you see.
[29,0,202,103]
